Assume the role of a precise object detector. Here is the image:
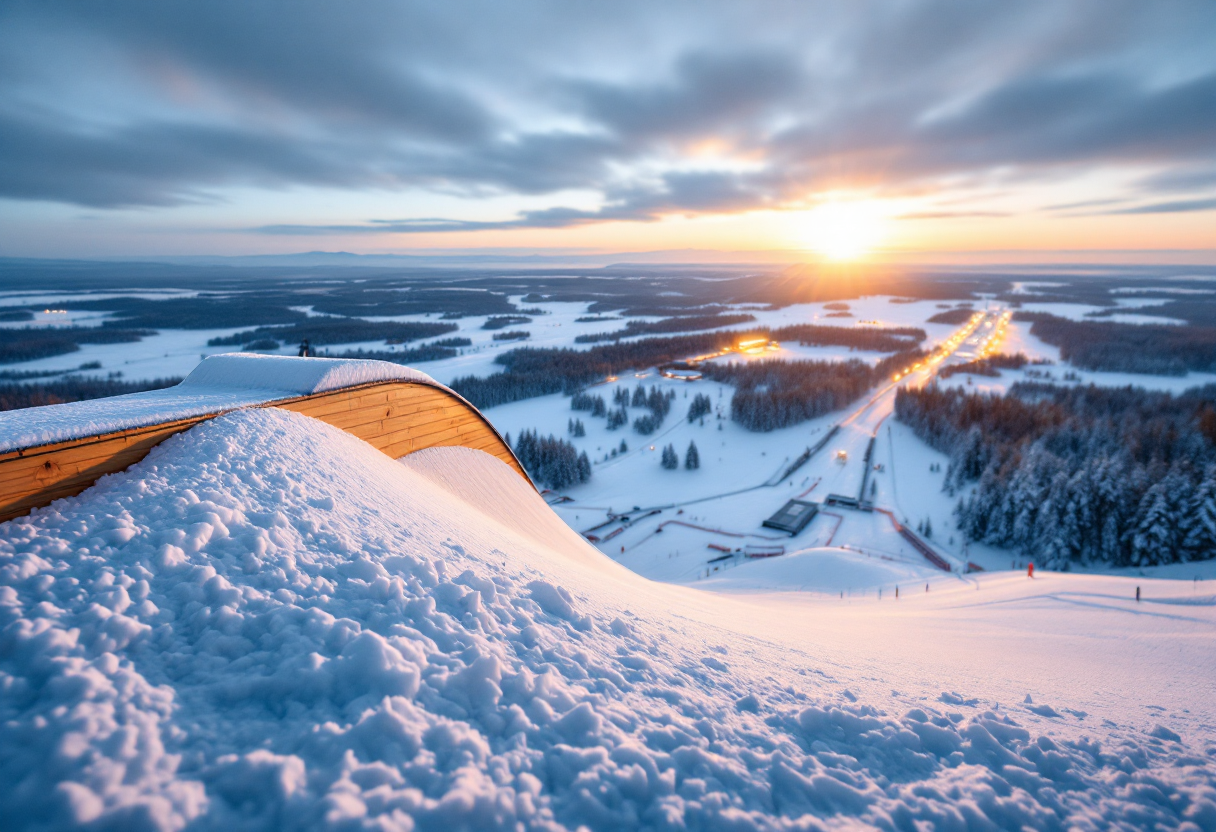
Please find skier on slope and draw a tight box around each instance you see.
[298,338,311,357]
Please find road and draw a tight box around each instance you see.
[561,307,1010,581]
[808,307,1006,503]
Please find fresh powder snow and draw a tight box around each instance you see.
[1,407,1213,830]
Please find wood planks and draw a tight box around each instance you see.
[0,380,527,523]
[276,382,526,477]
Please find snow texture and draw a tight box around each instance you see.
[0,354,437,454]
[179,353,435,396]
[1,408,1213,830]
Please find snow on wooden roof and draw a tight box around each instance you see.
[0,353,439,454]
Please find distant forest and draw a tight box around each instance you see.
[451,324,924,409]
[926,308,974,325]
[0,326,152,364]
[1015,312,1216,375]
[209,318,456,348]
[705,351,921,431]
[937,353,1029,379]
[896,382,1216,567]
[0,377,181,412]
[575,313,757,343]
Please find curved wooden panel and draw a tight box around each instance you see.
[274,382,525,477]
[0,380,527,523]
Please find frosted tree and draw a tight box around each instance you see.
[661,444,679,470]
[685,441,700,470]
[1184,466,1216,560]
[1130,482,1174,566]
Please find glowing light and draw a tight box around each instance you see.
[801,199,891,261]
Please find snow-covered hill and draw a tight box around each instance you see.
[1,408,1213,830]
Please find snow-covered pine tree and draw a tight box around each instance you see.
[661,444,679,469]
[1130,482,1174,566]
[1184,466,1216,559]
[685,441,700,470]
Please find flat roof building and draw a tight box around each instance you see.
[762,499,819,535]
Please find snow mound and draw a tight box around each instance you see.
[1,408,1213,830]
[701,547,943,594]
[399,446,597,562]
[0,354,437,453]
[180,353,435,395]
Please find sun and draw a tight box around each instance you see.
[801,199,890,261]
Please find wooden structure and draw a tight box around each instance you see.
[0,379,526,524]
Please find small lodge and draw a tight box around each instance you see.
[659,361,703,381]
[761,499,819,535]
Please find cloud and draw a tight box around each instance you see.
[1104,196,1216,215]
[1,0,1214,229]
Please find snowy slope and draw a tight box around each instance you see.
[1,408,1214,830]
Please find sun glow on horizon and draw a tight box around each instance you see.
[800,199,892,261]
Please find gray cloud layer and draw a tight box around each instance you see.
[1,0,1214,230]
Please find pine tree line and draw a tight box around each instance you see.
[451,325,925,410]
[571,392,607,416]
[937,352,1029,379]
[0,376,182,412]
[512,430,592,490]
[687,393,713,422]
[1013,312,1216,375]
[632,385,675,435]
[703,351,923,432]
[895,382,1216,567]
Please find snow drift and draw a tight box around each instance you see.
[1,408,1213,830]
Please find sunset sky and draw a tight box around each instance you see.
[1,1,1214,261]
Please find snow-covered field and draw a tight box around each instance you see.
[9,289,1216,585]
[1,407,1212,830]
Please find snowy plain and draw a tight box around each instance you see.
[7,288,1216,586]
[1,408,1212,830]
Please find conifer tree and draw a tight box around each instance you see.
[685,441,700,470]
[1130,482,1173,566]
[1185,466,1216,559]
[661,444,679,469]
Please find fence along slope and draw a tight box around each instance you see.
[0,354,527,523]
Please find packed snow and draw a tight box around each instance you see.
[1,407,1213,830]
[178,353,435,396]
[0,354,438,453]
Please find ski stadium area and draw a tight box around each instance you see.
[0,355,1213,830]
